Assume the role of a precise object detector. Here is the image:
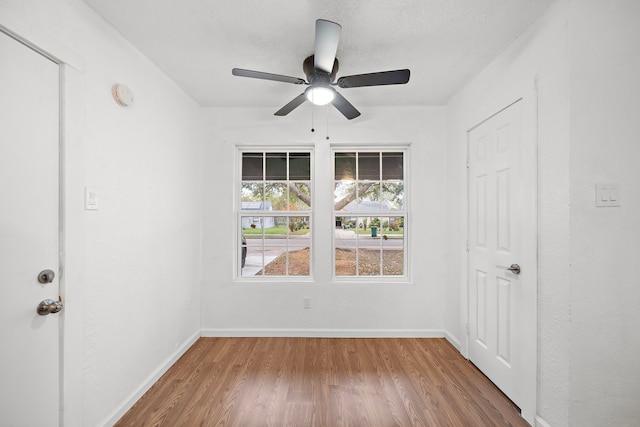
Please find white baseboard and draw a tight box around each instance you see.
[443,331,462,352]
[200,328,444,338]
[535,415,551,427]
[99,330,200,427]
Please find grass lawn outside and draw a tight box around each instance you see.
[243,225,310,236]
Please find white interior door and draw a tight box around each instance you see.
[468,99,537,422]
[0,31,61,425]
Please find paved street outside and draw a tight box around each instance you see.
[241,228,403,276]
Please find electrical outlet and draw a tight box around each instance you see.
[303,297,311,309]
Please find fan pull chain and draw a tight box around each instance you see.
[326,105,330,140]
[311,102,315,133]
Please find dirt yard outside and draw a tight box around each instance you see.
[259,247,403,276]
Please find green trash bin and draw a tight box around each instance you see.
[371,226,377,237]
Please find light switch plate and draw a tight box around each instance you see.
[85,186,98,210]
[596,183,620,207]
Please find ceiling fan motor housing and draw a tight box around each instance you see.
[303,55,339,83]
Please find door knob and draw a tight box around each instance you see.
[37,299,63,316]
[37,269,55,284]
[496,263,521,274]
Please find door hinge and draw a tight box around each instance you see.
[466,322,470,335]
[466,240,470,252]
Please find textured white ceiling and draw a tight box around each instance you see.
[83,0,555,109]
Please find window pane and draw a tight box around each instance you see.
[359,215,382,276]
[334,181,356,212]
[381,181,404,211]
[358,152,380,180]
[288,247,310,276]
[357,182,381,212]
[289,152,310,180]
[382,216,404,275]
[383,248,404,276]
[241,217,263,277]
[289,216,310,239]
[289,216,310,276]
[335,248,356,276]
[335,152,356,180]
[266,152,287,180]
[262,246,285,276]
[271,216,289,236]
[265,183,287,211]
[242,152,263,180]
[241,182,264,206]
[335,218,356,276]
[357,248,381,276]
[291,182,311,209]
[382,152,403,180]
[242,216,264,232]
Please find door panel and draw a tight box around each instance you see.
[0,31,61,425]
[468,100,535,416]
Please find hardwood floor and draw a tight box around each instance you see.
[115,337,528,426]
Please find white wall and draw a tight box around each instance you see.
[445,1,571,425]
[200,106,447,337]
[446,0,640,426]
[0,1,202,426]
[568,1,640,425]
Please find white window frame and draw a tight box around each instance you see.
[331,147,409,282]
[236,147,314,281]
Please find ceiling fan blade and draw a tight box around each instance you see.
[314,19,342,74]
[274,93,307,116]
[232,68,306,85]
[331,92,360,120]
[337,69,410,88]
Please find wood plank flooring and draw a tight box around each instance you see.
[115,337,528,426]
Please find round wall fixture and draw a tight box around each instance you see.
[111,83,134,107]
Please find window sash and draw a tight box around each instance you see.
[238,149,313,280]
[332,148,408,280]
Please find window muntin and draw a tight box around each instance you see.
[239,151,312,278]
[333,150,407,279]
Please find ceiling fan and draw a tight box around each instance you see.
[232,19,410,120]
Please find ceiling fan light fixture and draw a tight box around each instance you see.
[305,85,335,106]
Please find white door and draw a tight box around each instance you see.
[0,31,61,425]
[468,99,537,422]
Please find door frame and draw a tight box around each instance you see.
[1,7,85,426]
[462,78,539,423]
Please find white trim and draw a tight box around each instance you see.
[60,64,86,427]
[0,5,83,71]
[97,331,200,427]
[535,415,552,427]
[201,328,444,338]
[444,330,462,352]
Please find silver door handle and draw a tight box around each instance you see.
[37,299,63,316]
[496,264,520,274]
